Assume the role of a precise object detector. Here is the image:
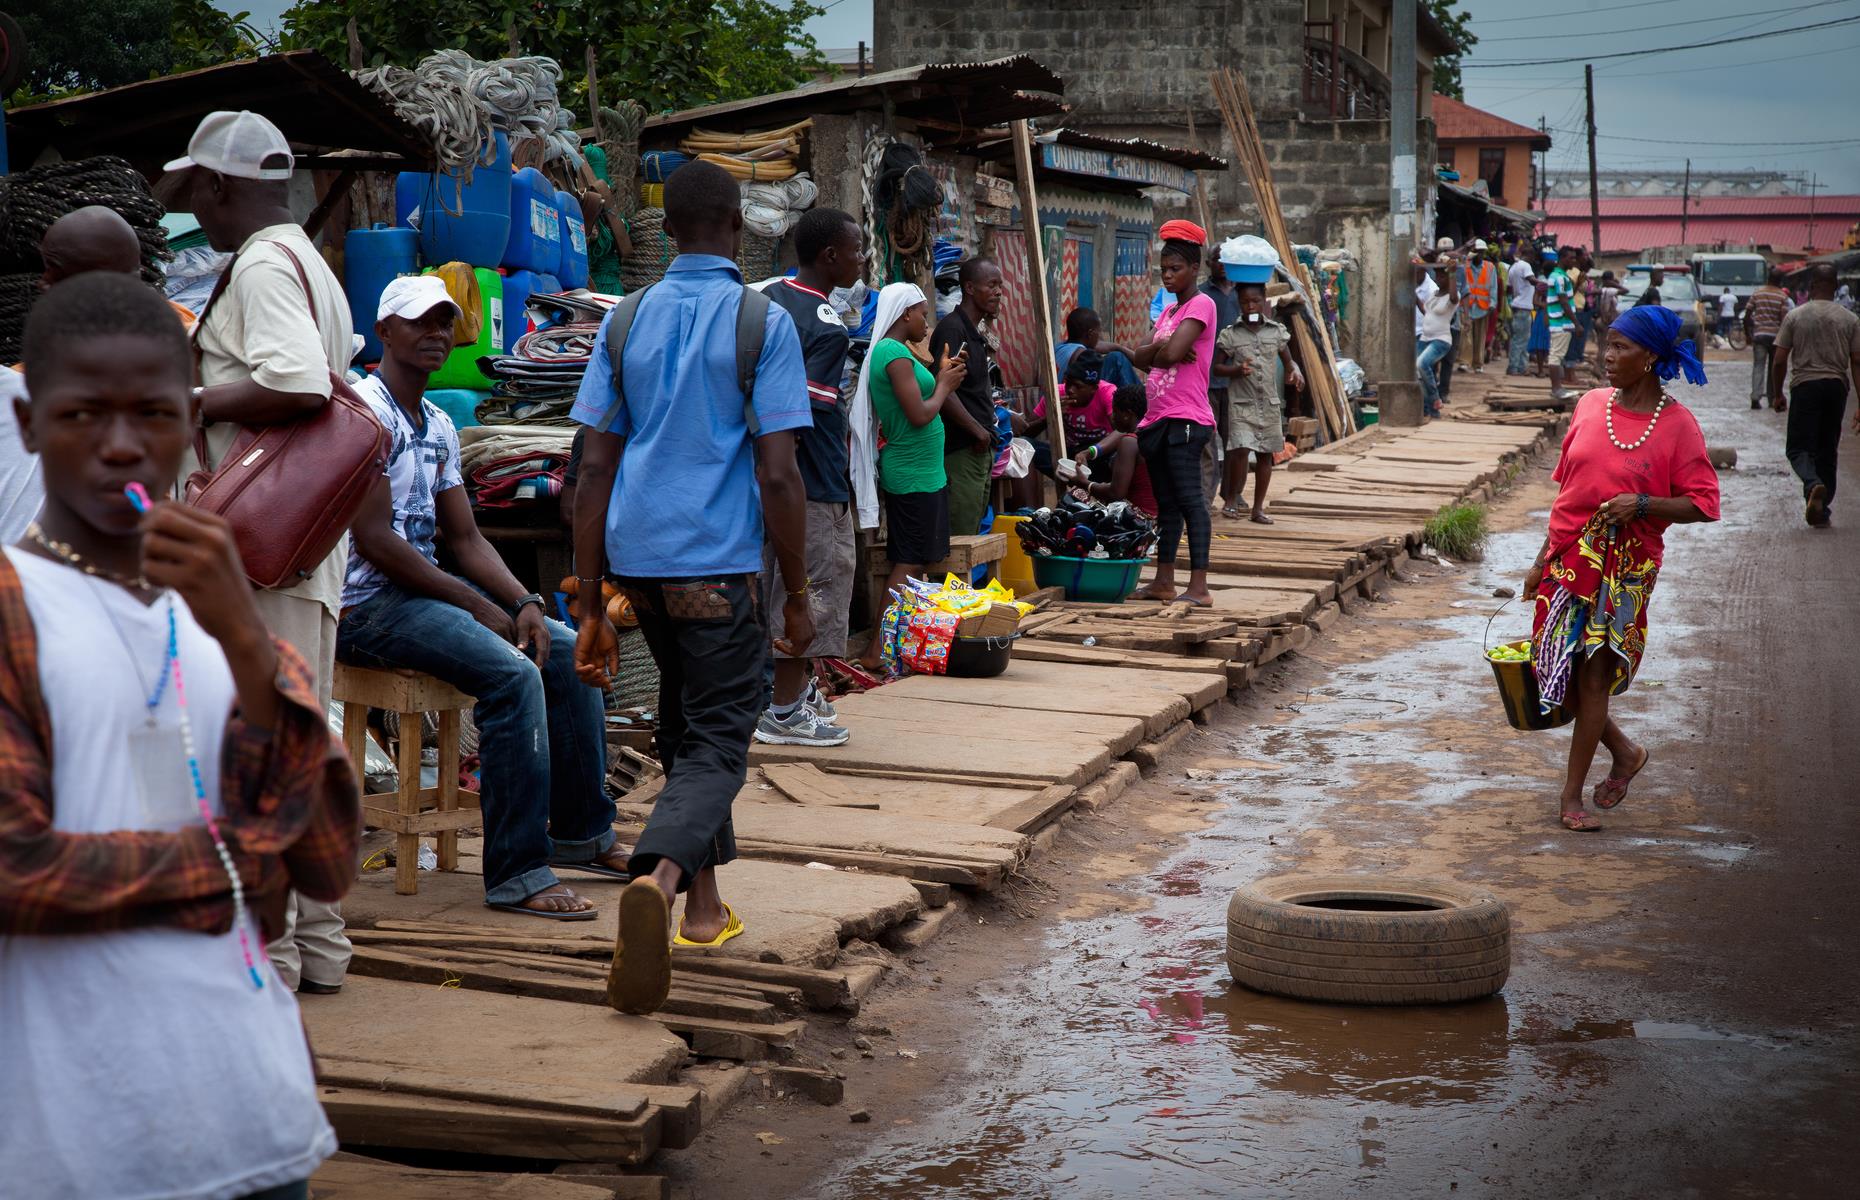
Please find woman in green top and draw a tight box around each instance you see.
[855,282,968,669]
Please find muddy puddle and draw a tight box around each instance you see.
[812,509,1800,1198]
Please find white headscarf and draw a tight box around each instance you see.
[848,281,927,530]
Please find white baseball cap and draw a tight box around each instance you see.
[1472,238,1489,250]
[1435,235,1456,250]
[377,275,461,323]
[163,110,295,181]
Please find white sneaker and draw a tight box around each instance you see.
[804,679,838,721]
[755,705,850,747]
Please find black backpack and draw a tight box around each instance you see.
[587,282,773,434]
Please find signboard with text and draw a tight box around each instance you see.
[1040,143,1196,194]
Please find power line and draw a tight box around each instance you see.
[1478,0,1842,43]
[1549,130,1860,147]
[1470,0,1691,26]
[1462,13,1860,67]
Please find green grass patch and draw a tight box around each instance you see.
[1425,502,1489,561]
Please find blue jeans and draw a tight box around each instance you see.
[1417,338,1452,416]
[1101,350,1141,390]
[1568,309,1593,364]
[337,582,614,905]
[1509,311,1533,374]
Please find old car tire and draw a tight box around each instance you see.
[1226,874,1510,1005]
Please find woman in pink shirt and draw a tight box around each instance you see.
[1524,305,1720,831]
[1130,220,1218,606]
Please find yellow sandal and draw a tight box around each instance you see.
[673,902,744,948]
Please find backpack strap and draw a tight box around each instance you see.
[598,282,772,437]
[592,283,654,433]
[736,284,770,436]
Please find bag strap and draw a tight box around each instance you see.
[190,240,323,471]
[598,282,770,437]
[268,241,321,332]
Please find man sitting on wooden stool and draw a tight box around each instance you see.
[338,276,627,920]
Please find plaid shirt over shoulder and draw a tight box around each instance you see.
[0,554,360,938]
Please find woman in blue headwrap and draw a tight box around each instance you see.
[1522,304,1721,831]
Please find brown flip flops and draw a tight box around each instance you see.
[606,878,672,1015]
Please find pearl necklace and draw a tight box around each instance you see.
[1606,388,1670,452]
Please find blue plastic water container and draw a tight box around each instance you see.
[344,223,419,360]
[395,130,513,268]
[501,268,537,353]
[504,167,563,275]
[425,388,487,430]
[555,187,589,290]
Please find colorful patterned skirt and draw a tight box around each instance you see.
[1530,514,1659,713]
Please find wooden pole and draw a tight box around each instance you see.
[1585,64,1602,259]
[1011,120,1067,463]
[1210,68,1353,440]
[581,44,632,260]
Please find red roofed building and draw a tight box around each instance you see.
[1542,195,1860,257]
[1433,95,1550,213]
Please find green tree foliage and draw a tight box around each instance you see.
[1429,0,1476,100]
[9,0,265,103]
[279,0,824,114]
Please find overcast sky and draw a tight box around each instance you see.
[226,0,1858,192]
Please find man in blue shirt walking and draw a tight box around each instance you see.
[570,161,814,1015]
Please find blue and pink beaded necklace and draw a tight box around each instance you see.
[124,483,264,990]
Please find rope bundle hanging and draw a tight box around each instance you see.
[597,100,646,219]
[863,141,941,287]
[0,156,171,362]
[355,51,583,181]
[620,209,674,292]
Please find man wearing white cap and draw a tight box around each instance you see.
[1457,239,1498,373]
[164,109,356,990]
[339,277,624,920]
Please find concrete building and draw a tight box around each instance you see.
[1432,95,1549,214]
[874,0,1458,382]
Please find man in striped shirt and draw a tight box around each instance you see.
[1745,267,1795,410]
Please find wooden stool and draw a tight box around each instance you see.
[334,665,478,896]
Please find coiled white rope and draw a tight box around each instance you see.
[741,174,819,238]
[356,51,583,181]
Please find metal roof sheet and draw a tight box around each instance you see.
[1541,215,1855,255]
[5,51,433,176]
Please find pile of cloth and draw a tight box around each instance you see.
[458,425,576,510]
[475,291,611,426]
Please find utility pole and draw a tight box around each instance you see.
[1383,0,1420,424]
[1808,172,1820,250]
[1584,63,1601,258]
[1681,159,1691,245]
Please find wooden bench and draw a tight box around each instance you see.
[334,665,477,896]
[864,532,1009,621]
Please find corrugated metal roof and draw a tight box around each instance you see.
[1541,215,1855,255]
[1046,129,1226,172]
[5,51,433,175]
[1433,96,1551,149]
[1544,196,1860,218]
[643,56,1066,143]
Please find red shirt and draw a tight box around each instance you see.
[1548,388,1720,567]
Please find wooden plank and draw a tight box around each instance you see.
[316,1054,654,1122]
[990,655,1228,711]
[622,795,1030,872]
[830,691,1146,756]
[757,762,880,809]
[319,1087,664,1164]
[749,717,1107,785]
[981,783,1078,834]
[311,1154,628,1199]
[879,671,1189,736]
[1010,638,1231,678]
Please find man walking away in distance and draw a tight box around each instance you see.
[1770,264,1860,529]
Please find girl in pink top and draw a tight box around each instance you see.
[1130,221,1217,606]
[1523,305,1719,832]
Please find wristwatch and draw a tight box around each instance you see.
[515,593,547,614]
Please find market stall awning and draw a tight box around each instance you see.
[969,128,1226,194]
[5,51,434,178]
[1438,179,1537,232]
[641,56,1066,147]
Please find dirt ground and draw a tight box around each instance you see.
[669,369,1858,1199]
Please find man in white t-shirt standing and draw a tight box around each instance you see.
[1716,288,1738,341]
[0,271,359,1200]
[1416,258,1460,419]
[1506,248,1537,376]
[166,110,356,994]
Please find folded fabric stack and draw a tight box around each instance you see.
[458,425,577,509]
[475,292,613,426]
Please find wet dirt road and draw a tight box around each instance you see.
[688,371,1857,1199]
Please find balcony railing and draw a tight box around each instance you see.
[1303,22,1391,121]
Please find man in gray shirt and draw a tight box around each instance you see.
[1771,264,1860,527]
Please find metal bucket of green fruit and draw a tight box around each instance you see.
[1484,601,1573,732]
